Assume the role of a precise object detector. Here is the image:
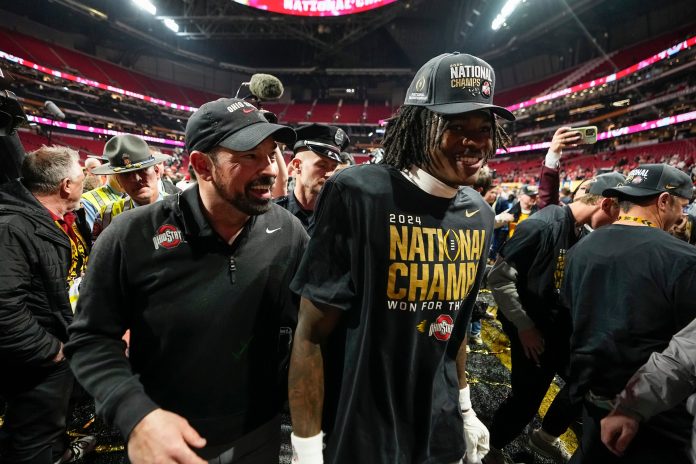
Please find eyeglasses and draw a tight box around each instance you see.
[296,140,342,162]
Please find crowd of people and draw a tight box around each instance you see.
[2,48,696,464]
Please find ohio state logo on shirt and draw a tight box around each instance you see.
[153,224,185,250]
[429,314,454,341]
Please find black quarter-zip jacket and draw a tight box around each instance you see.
[65,185,308,448]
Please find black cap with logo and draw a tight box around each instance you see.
[602,164,694,200]
[404,52,515,121]
[293,123,350,164]
[185,98,296,153]
[520,184,538,196]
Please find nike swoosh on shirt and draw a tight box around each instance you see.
[242,108,255,113]
[465,209,480,218]
[266,227,281,234]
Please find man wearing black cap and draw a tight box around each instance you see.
[65,98,308,464]
[275,123,349,229]
[289,52,514,464]
[562,164,696,463]
[491,184,537,261]
[486,171,624,463]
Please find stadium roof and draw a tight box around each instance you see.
[2,0,695,77]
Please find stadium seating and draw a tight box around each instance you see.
[0,26,220,106]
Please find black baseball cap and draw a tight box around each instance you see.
[603,164,694,200]
[520,184,538,196]
[586,172,626,196]
[185,98,296,153]
[293,123,350,164]
[404,52,515,121]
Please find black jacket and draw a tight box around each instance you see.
[508,200,539,222]
[66,186,309,450]
[0,179,76,372]
[496,205,578,334]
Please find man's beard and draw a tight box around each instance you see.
[211,171,274,216]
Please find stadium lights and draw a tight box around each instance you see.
[132,0,156,15]
[491,0,522,31]
[163,18,179,32]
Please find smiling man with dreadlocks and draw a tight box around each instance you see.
[288,52,514,464]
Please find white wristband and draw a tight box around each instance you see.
[291,432,324,464]
[459,385,472,412]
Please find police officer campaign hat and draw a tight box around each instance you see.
[293,123,349,164]
[603,164,694,200]
[404,52,515,121]
[92,134,171,175]
[185,98,296,154]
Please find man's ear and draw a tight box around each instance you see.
[600,197,618,218]
[657,192,672,211]
[290,156,302,174]
[154,163,163,178]
[189,151,213,181]
[59,177,72,198]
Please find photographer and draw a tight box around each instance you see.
[0,69,27,184]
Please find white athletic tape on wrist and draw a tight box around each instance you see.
[291,432,324,463]
[459,385,472,412]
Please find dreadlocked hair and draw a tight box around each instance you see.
[381,105,511,171]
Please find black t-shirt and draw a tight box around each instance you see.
[291,164,493,464]
[500,204,578,333]
[563,225,696,401]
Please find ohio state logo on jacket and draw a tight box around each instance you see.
[153,224,185,250]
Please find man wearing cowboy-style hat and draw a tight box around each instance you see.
[90,134,170,240]
[275,123,350,229]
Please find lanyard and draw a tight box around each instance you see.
[616,215,655,228]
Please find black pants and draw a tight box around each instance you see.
[489,320,581,448]
[0,361,73,464]
[195,415,281,464]
[569,402,690,464]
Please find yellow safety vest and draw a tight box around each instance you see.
[92,197,136,242]
[81,184,122,212]
[92,192,169,241]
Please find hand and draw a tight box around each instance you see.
[549,127,582,155]
[53,343,65,363]
[601,410,639,456]
[496,212,514,223]
[128,409,207,464]
[518,327,544,364]
[462,409,490,464]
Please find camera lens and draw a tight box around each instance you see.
[587,129,596,135]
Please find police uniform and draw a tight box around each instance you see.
[275,123,349,230]
[89,134,170,241]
